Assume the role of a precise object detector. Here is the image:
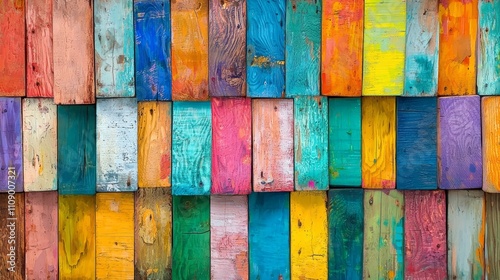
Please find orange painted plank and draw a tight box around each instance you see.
[482,97,500,193]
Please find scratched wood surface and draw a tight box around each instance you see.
[171,0,209,101]
[483,97,500,193]
[361,97,396,189]
[0,98,22,192]
[447,190,485,279]
[53,0,94,104]
[486,193,500,280]
[25,191,58,279]
[59,195,95,279]
[478,0,500,95]
[0,193,24,279]
[212,98,252,194]
[96,98,138,192]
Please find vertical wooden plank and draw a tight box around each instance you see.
[172,195,210,279]
[448,190,485,279]
[404,191,447,279]
[58,195,95,279]
[212,98,252,194]
[486,193,500,279]
[361,97,396,189]
[134,188,172,279]
[0,98,22,192]
[138,101,171,188]
[478,0,500,95]
[53,0,94,104]
[171,0,209,101]
[25,191,58,279]
[328,189,363,279]
[57,105,96,195]
[249,192,290,279]
[438,96,482,189]
[328,98,362,186]
[285,0,321,97]
[483,96,500,193]
[0,193,25,279]
[172,102,212,195]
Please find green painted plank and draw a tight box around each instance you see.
[486,193,500,279]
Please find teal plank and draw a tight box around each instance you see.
[478,0,500,95]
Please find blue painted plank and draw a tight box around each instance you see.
[478,0,500,95]
[0,98,22,192]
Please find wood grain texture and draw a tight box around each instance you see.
[328,98,361,186]
[404,191,447,279]
[172,102,212,195]
[328,189,363,279]
[478,0,500,95]
[134,188,172,279]
[361,97,396,189]
[171,0,209,101]
[294,96,328,190]
[172,195,210,280]
[53,0,94,104]
[23,98,57,192]
[483,97,500,193]
[96,98,138,192]
[212,98,251,194]
[285,0,321,96]
[485,193,500,280]
[0,98,22,192]
[248,192,290,280]
[447,190,485,279]
[27,0,53,97]
[25,191,58,279]
[247,0,285,98]
[396,97,437,190]
[290,191,328,279]
[438,96,482,189]
[363,190,404,280]
[59,195,95,279]
[0,193,24,279]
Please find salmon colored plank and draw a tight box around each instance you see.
[0,193,25,279]
[482,96,500,193]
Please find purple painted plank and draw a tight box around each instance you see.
[0,98,22,192]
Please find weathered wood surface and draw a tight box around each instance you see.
[249,192,290,279]
[247,0,285,97]
[478,0,500,95]
[363,190,404,279]
[486,193,500,280]
[57,105,96,195]
[396,97,437,190]
[171,0,209,101]
[438,96,482,189]
[173,195,210,279]
[0,98,22,192]
[212,98,252,194]
[483,97,500,193]
[328,189,363,279]
[0,193,25,279]
[53,0,94,104]
[96,98,138,192]
[361,97,396,189]
[59,195,95,279]
[290,191,328,279]
[285,0,321,97]
[172,102,212,195]
[328,98,361,186]
[135,188,172,279]
[404,191,447,279]
[447,190,485,279]
[25,191,58,279]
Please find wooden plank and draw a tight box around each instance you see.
[483,96,500,193]
[172,195,210,279]
[363,0,406,96]
[23,98,57,192]
[328,98,361,186]
[248,192,290,279]
[363,190,404,279]
[285,0,321,97]
[96,98,138,192]
[27,0,53,97]
[57,105,96,195]
[404,0,439,96]
[0,193,25,279]
[328,189,363,279]
[361,97,396,188]
[171,0,209,101]
[25,191,58,279]
[478,0,500,95]
[134,188,172,279]
[212,98,252,194]
[404,191,447,279]
[138,101,171,188]
[438,96,482,189]
[53,0,94,104]
[0,98,22,192]
[96,193,134,279]
[485,193,500,280]
[294,96,328,190]
[58,195,95,279]
[247,0,285,98]
[447,190,485,279]
[172,102,212,195]
[396,97,437,190]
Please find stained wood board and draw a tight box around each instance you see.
[0,98,23,192]
[0,193,25,279]
[485,193,500,280]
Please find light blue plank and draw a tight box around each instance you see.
[478,0,500,95]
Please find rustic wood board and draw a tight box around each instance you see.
[0,193,25,279]
[478,0,500,95]
[485,193,500,279]
[483,97,500,193]
[0,98,22,192]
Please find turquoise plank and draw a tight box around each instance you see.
[478,0,500,95]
